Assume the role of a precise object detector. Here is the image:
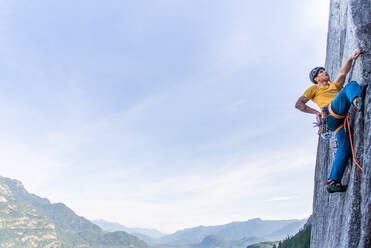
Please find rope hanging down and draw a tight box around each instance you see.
[344,114,363,171]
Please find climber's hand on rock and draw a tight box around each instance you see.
[351,48,363,60]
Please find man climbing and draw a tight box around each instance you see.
[295,48,363,193]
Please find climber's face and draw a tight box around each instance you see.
[315,69,330,83]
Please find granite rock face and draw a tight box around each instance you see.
[310,0,370,247]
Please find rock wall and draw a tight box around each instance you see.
[310,0,370,248]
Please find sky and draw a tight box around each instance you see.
[0,0,330,233]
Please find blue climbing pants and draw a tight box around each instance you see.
[322,81,361,182]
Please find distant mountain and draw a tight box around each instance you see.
[230,236,267,248]
[192,235,230,248]
[265,221,307,241]
[246,241,277,248]
[0,176,148,248]
[157,218,306,246]
[275,224,311,248]
[191,235,269,248]
[93,219,166,239]
[129,232,157,245]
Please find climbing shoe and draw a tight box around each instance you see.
[326,180,348,193]
[353,98,363,112]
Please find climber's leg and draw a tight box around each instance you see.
[331,81,360,114]
[328,127,351,182]
[325,111,345,132]
[330,81,361,116]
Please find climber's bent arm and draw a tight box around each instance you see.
[295,96,320,116]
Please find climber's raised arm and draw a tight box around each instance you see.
[334,48,363,87]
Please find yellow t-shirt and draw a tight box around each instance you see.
[303,81,342,110]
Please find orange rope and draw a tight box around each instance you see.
[344,114,363,170]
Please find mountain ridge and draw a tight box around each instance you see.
[93,217,306,248]
[0,175,148,248]
[156,218,306,245]
[92,219,166,239]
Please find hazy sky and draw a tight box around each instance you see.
[0,0,330,233]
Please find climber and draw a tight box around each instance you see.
[295,48,363,193]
